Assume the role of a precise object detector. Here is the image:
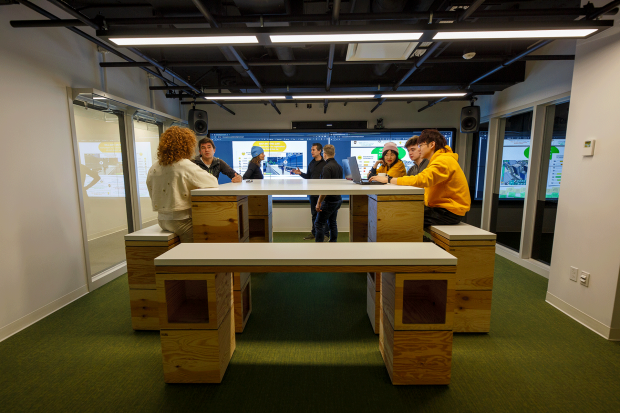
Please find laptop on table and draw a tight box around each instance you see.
[347,157,386,185]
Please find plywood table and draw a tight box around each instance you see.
[427,223,496,333]
[155,242,456,385]
[125,225,179,330]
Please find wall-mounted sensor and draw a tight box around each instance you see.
[583,139,596,156]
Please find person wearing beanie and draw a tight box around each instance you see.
[367,141,407,179]
[243,145,265,180]
[369,129,471,226]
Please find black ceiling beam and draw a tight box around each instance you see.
[459,0,486,22]
[190,0,280,115]
[177,96,490,104]
[45,0,100,30]
[11,7,619,28]
[103,55,575,69]
[324,0,341,114]
[370,42,444,113]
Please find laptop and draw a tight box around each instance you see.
[348,157,386,185]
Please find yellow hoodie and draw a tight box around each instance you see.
[395,146,471,216]
[375,159,406,177]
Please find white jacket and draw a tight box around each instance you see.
[147,159,218,213]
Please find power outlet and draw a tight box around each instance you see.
[579,271,590,287]
[570,267,579,282]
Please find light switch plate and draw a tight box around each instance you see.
[570,267,578,282]
[583,140,595,156]
[579,271,590,287]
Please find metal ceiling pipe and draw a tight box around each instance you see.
[11,8,620,27]
[191,0,280,114]
[587,0,620,19]
[459,0,486,22]
[45,0,100,30]
[274,47,296,77]
[324,0,342,113]
[370,41,443,113]
[17,0,235,115]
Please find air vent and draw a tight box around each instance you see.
[346,42,419,61]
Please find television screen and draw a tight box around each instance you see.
[210,130,455,201]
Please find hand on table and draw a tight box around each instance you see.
[368,175,389,183]
[232,173,242,183]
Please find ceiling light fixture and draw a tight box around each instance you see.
[270,33,423,43]
[293,95,376,99]
[109,36,259,46]
[203,95,286,100]
[433,29,598,40]
[382,93,467,98]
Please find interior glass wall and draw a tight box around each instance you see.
[74,104,131,276]
[466,122,489,228]
[491,110,533,252]
[133,115,163,228]
[531,101,569,264]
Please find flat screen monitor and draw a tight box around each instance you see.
[210,129,456,201]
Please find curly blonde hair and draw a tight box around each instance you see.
[157,126,197,166]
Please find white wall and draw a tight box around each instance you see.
[478,40,576,118]
[546,18,620,339]
[0,2,178,341]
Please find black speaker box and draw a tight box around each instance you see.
[188,109,209,136]
[460,106,480,133]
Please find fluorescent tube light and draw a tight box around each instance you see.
[270,33,422,43]
[293,95,376,99]
[382,93,467,98]
[433,29,597,40]
[203,96,286,100]
[109,36,259,46]
[93,97,107,100]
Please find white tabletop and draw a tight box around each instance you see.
[191,179,424,197]
[429,222,496,240]
[124,224,177,241]
[155,242,456,267]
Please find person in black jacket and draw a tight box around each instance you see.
[192,137,242,182]
[243,145,265,180]
[315,144,343,243]
[293,143,328,240]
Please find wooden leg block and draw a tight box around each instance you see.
[233,272,251,291]
[249,214,272,243]
[192,198,249,243]
[130,289,160,330]
[234,277,252,333]
[368,198,424,242]
[367,282,380,334]
[453,290,492,333]
[382,312,452,385]
[161,309,235,384]
[379,288,385,361]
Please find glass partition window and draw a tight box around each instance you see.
[491,111,533,252]
[74,105,130,276]
[134,119,162,228]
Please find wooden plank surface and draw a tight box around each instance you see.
[125,239,179,247]
[129,289,160,330]
[375,199,424,242]
[453,290,492,333]
[430,230,496,247]
[157,273,231,330]
[432,243,495,290]
[234,277,252,333]
[382,310,453,385]
[160,309,234,384]
[127,245,175,289]
[350,195,369,216]
[192,197,249,243]
[248,195,272,216]
[233,272,251,291]
[350,214,368,242]
[369,194,425,201]
[191,195,247,202]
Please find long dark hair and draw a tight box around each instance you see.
[250,156,262,166]
[381,149,401,171]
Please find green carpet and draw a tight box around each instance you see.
[1,233,619,413]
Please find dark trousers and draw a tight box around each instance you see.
[315,200,342,242]
[310,195,330,237]
[424,206,463,227]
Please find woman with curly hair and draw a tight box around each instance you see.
[146,126,217,243]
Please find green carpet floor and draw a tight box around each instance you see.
[1,233,619,413]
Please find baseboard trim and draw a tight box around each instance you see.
[91,262,127,290]
[546,292,620,341]
[0,285,89,343]
[495,245,550,278]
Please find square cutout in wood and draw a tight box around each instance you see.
[402,280,447,325]
[165,280,210,324]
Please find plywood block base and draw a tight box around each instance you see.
[129,289,160,330]
[454,290,492,333]
[234,277,252,333]
[160,309,235,383]
[368,196,424,242]
[367,282,380,334]
[192,197,249,243]
[382,311,452,385]
[350,215,368,242]
[249,214,272,243]
[126,242,179,289]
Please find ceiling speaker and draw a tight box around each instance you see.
[460,106,480,133]
[188,109,208,136]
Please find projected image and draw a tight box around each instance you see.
[351,140,408,179]
[232,140,307,180]
[499,139,564,199]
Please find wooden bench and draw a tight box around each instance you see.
[426,223,496,333]
[124,225,180,330]
[155,242,457,385]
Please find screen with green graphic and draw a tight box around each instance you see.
[500,138,564,199]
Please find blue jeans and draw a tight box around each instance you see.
[315,200,342,242]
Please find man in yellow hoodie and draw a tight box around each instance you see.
[369,129,471,226]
